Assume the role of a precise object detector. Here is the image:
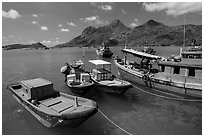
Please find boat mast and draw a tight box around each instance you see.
[183,13,186,47]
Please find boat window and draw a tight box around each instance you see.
[173,66,180,74]
[161,65,165,72]
[188,67,195,77]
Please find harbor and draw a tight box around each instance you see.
[2,2,202,135]
[2,46,202,135]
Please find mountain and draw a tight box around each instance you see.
[54,19,202,48]
[55,19,130,48]
[3,42,49,50]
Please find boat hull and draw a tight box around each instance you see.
[66,82,94,95]
[91,78,133,94]
[115,60,202,99]
[7,84,98,128]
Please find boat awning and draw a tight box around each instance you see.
[121,48,161,60]
[158,59,202,69]
[89,60,111,65]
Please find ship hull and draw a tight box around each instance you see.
[7,84,98,128]
[115,60,202,99]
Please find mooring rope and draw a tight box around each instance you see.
[97,109,132,135]
[81,105,132,135]
[133,85,202,102]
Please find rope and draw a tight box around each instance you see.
[97,109,132,135]
[81,105,132,135]
[133,85,202,102]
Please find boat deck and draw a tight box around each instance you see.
[38,95,93,115]
[99,79,127,86]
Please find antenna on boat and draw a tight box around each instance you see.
[183,13,186,47]
[83,48,85,57]
[125,32,130,49]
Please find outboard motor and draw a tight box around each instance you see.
[60,66,68,74]
[60,63,71,75]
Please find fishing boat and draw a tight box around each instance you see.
[96,43,113,58]
[142,46,156,55]
[114,48,202,99]
[7,78,98,127]
[89,59,133,94]
[61,60,94,95]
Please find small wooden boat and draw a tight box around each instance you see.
[89,60,133,94]
[114,48,202,99]
[142,46,156,55]
[61,60,94,95]
[7,78,98,127]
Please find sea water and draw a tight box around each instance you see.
[2,46,202,135]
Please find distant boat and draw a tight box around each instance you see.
[61,60,94,95]
[89,60,133,94]
[96,43,113,58]
[114,48,202,99]
[141,46,156,55]
[7,78,98,127]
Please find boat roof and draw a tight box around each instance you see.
[89,60,111,65]
[121,48,161,60]
[21,77,52,88]
[158,59,202,69]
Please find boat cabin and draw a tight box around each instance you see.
[67,73,90,83]
[180,47,202,59]
[89,60,112,81]
[20,78,58,101]
[158,60,202,79]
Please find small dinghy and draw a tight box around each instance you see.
[89,60,133,94]
[7,78,98,127]
[61,60,94,95]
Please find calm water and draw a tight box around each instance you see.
[2,46,202,135]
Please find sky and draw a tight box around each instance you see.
[2,2,202,47]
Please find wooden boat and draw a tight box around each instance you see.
[96,43,113,58]
[114,48,202,99]
[142,46,156,55]
[7,78,98,127]
[61,60,94,95]
[89,60,133,94]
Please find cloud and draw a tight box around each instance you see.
[80,16,108,25]
[59,28,69,32]
[129,18,140,28]
[67,22,77,27]
[41,26,48,30]
[32,13,43,18]
[121,9,127,14]
[143,2,202,17]
[42,40,51,44]
[100,5,112,11]
[2,9,21,19]
[129,23,138,28]
[32,14,39,18]
[32,21,38,24]
[82,16,99,22]
[91,2,113,11]
[58,24,63,27]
